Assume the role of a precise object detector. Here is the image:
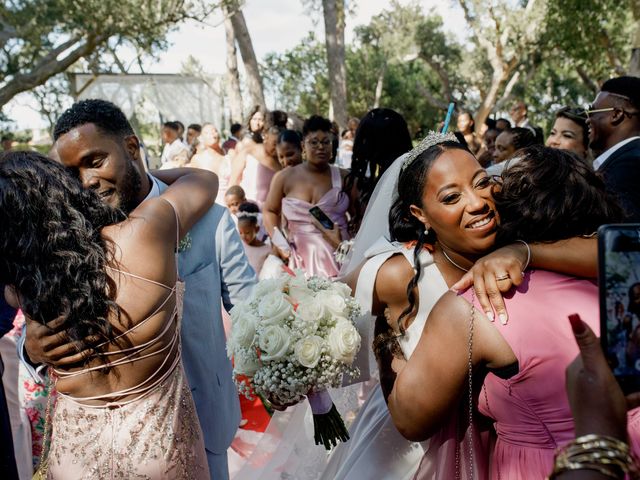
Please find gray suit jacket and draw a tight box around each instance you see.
[156,180,257,453]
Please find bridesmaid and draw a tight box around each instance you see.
[263,115,351,279]
[1,151,216,479]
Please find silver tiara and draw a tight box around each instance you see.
[236,212,260,219]
[401,131,459,172]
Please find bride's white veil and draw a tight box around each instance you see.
[339,152,409,276]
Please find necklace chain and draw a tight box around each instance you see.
[441,248,470,273]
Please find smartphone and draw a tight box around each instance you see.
[599,223,640,394]
[309,206,335,230]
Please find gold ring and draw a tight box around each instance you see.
[495,274,510,281]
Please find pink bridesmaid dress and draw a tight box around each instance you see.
[453,270,640,479]
[281,165,349,279]
[47,262,209,478]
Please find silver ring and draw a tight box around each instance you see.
[495,274,510,281]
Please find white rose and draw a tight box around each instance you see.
[230,310,258,347]
[253,277,286,300]
[234,350,260,376]
[330,281,352,298]
[327,320,361,364]
[294,335,324,368]
[315,290,347,317]
[258,325,291,361]
[258,292,293,326]
[294,299,324,329]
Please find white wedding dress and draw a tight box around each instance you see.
[230,238,448,480]
[231,150,450,480]
[319,238,448,480]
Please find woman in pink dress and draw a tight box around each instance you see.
[0,151,216,479]
[230,110,285,207]
[264,115,351,279]
[384,146,636,479]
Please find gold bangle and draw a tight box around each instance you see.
[550,434,638,479]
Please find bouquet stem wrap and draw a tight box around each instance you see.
[308,390,349,450]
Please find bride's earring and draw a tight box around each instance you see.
[424,226,430,236]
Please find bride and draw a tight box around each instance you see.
[232,133,597,479]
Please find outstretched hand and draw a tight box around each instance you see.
[451,242,528,324]
[565,314,630,441]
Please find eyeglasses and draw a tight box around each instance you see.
[584,105,640,118]
[306,139,332,149]
[584,106,616,117]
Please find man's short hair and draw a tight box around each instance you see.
[230,123,242,135]
[163,121,180,132]
[188,123,202,132]
[225,185,246,198]
[601,76,640,110]
[53,99,134,141]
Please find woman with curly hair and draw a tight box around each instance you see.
[385,145,639,479]
[0,150,218,479]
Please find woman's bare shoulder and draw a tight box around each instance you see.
[375,254,414,305]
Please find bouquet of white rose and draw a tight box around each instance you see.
[227,269,362,449]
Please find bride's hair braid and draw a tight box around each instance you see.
[388,140,469,334]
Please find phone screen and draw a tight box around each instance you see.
[309,206,335,230]
[599,224,640,393]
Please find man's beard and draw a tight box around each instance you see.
[115,161,143,214]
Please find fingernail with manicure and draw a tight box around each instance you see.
[568,314,585,334]
[485,311,494,322]
[499,313,508,325]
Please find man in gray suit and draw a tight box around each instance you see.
[20,99,256,479]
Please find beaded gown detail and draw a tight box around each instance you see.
[46,206,209,480]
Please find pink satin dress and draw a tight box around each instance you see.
[47,260,209,478]
[281,165,349,279]
[427,269,640,479]
[241,154,277,207]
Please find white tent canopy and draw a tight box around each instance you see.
[71,73,223,132]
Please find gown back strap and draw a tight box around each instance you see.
[53,196,185,408]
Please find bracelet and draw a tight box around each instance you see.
[514,239,531,272]
[333,239,354,266]
[550,434,639,479]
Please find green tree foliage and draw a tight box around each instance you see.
[0,0,215,107]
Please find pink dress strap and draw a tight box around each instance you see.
[53,198,185,408]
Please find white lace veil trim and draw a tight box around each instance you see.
[339,152,408,276]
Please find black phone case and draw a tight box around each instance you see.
[309,206,334,229]
[598,223,640,394]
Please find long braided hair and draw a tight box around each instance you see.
[388,141,469,333]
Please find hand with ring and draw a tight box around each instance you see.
[451,242,530,324]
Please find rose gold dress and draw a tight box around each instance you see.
[47,270,209,479]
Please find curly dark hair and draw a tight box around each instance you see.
[503,127,537,150]
[495,145,624,246]
[388,140,468,332]
[0,150,124,360]
[53,99,134,141]
[302,115,333,137]
[245,105,266,143]
[345,108,413,232]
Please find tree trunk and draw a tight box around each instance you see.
[474,69,511,133]
[226,6,265,110]
[630,0,640,76]
[322,0,348,130]
[373,62,386,109]
[0,33,105,109]
[224,16,244,123]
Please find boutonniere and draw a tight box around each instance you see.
[178,233,192,253]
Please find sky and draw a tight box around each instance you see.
[5,0,464,131]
